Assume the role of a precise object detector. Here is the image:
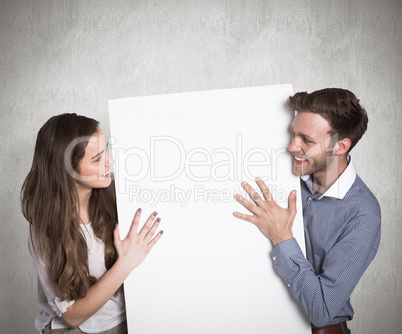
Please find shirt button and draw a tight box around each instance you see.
[309,197,313,201]
[272,256,276,261]
[287,284,291,287]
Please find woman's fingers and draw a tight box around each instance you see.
[127,210,163,244]
[121,209,163,248]
[144,217,161,243]
[112,210,164,272]
[138,211,158,238]
[127,208,142,237]
[147,230,164,251]
[126,209,159,241]
[113,223,121,248]
[148,231,163,251]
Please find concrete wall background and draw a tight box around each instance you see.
[1,0,400,333]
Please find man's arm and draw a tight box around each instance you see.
[233,178,381,327]
[272,210,380,327]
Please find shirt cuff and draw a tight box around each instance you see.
[271,238,306,286]
[54,297,75,316]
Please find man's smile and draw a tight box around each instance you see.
[294,156,307,165]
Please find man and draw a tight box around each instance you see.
[233,88,381,334]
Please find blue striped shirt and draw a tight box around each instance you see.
[271,158,381,328]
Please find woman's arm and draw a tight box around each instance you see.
[62,209,163,328]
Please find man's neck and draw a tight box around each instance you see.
[312,155,349,195]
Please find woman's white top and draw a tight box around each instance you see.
[28,223,126,333]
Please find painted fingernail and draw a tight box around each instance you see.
[115,223,118,228]
[234,194,240,199]
[156,217,161,222]
[160,230,164,234]
[138,208,142,213]
[242,182,247,186]
[153,211,158,216]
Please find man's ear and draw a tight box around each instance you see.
[334,138,352,155]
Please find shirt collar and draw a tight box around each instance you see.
[301,155,356,200]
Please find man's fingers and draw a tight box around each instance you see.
[234,194,260,215]
[288,190,297,218]
[232,211,257,224]
[241,182,264,204]
[256,177,273,202]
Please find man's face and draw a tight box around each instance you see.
[288,111,335,177]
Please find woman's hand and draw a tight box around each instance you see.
[61,209,163,327]
[113,209,163,274]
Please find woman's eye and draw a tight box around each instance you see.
[95,156,102,162]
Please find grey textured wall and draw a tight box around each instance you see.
[1,0,400,333]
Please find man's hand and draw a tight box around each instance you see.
[233,178,297,247]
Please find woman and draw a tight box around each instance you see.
[21,113,163,333]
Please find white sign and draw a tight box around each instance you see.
[109,85,311,334]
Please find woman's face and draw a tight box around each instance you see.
[74,129,114,190]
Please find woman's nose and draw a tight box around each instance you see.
[106,151,115,166]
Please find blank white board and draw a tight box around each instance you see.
[108,85,311,334]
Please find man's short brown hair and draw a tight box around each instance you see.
[287,88,368,152]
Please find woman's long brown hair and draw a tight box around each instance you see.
[21,113,118,301]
